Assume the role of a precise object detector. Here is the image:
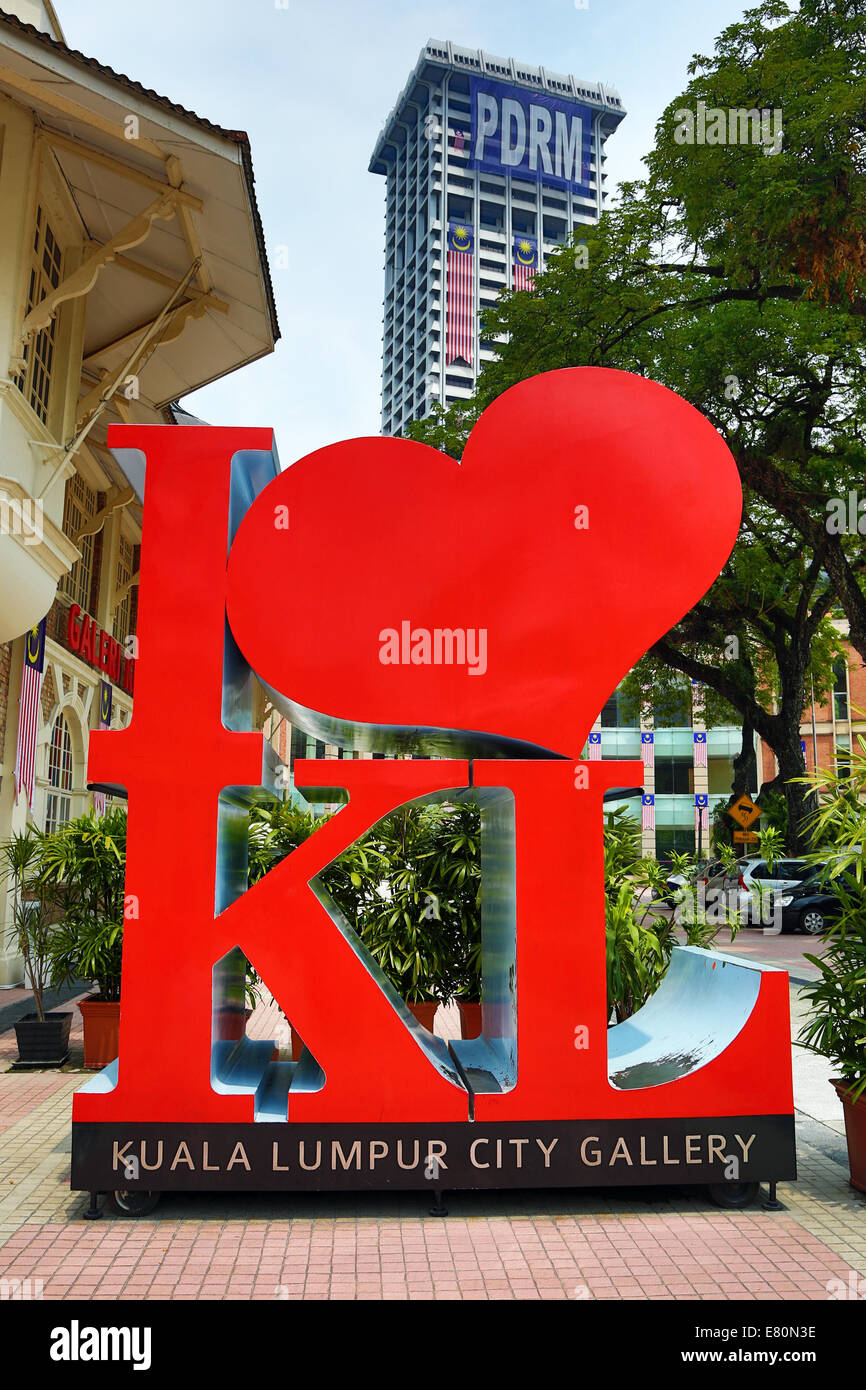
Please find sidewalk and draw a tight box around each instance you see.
[0,969,863,1301]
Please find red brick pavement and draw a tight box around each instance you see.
[0,1207,857,1301]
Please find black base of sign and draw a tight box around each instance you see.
[71,1115,796,1193]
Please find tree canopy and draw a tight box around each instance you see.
[408,0,866,848]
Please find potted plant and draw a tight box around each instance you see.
[0,828,71,1066]
[796,744,866,1190]
[603,808,740,1023]
[40,808,126,1068]
[322,803,477,1030]
[249,801,332,1057]
[425,803,482,1038]
[249,797,482,1036]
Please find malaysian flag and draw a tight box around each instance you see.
[641,731,654,768]
[446,222,474,367]
[641,794,655,830]
[92,681,113,815]
[588,731,602,760]
[452,127,466,155]
[695,793,709,832]
[14,618,46,811]
[693,731,707,767]
[512,235,538,292]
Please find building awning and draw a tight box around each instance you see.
[0,7,279,425]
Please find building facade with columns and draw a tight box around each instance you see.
[587,630,866,862]
[0,1,278,984]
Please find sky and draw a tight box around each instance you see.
[59,0,752,463]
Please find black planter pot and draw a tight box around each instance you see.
[13,1011,72,1067]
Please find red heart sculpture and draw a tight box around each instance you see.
[226,368,741,758]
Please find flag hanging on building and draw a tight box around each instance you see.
[512,235,538,291]
[693,730,707,767]
[641,793,655,830]
[92,681,113,814]
[446,221,474,366]
[588,731,602,760]
[14,618,46,811]
[695,793,709,832]
[640,731,654,768]
[452,126,466,154]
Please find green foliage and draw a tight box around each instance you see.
[600,809,739,1023]
[0,829,58,1022]
[758,788,789,840]
[407,0,866,851]
[756,824,786,872]
[332,803,481,1004]
[648,0,866,308]
[248,798,481,1005]
[248,801,325,885]
[796,734,866,1095]
[248,797,747,1021]
[602,810,670,1022]
[38,808,127,1003]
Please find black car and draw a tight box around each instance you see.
[772,867,862,935]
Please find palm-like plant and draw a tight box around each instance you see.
[602,808,740,1022]
[248,797,481,1005]
[795,739,866,1099]
[0,828,57,1021]
[324,801,480,1005]
[39,808,127,1003]
[603,809,673,1023]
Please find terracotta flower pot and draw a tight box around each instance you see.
[78,997,120,1069]
[831,1078,866,1192]
[457,1001,482,1039]
[408,1001,439,1032]
[215,1005,251,1043]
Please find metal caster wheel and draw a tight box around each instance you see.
[707,1180,760,1209]
[107,1189,161,1218]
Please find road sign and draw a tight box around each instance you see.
[733,830,760,843]
[727,794,762,830]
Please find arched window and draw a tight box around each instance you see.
[45,713,73,834]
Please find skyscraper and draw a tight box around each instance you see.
[369,40,626,436]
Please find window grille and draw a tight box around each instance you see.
[14,206,63,424]
[59,473,97,611]
[45,713,73,833]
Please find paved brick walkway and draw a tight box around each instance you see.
[0,990,863,1301]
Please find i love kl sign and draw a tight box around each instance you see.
[71,369,795,1198]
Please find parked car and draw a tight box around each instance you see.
[660,858,726,907]
[717,856,817,925]
[773,862,863,934]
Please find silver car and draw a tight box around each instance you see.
[718,856,815,925]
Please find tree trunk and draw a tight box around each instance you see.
[759,737,814,855]
[731,716,758,800]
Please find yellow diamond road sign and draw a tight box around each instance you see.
[728,794,762,830]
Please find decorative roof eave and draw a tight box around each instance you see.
[0,6,279,342]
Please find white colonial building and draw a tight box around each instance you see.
[0,0,278,984]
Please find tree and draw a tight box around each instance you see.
[407,1,866,847]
